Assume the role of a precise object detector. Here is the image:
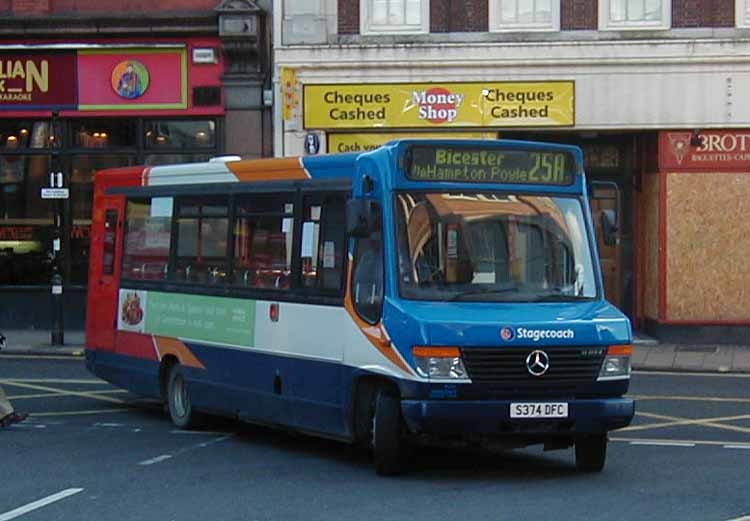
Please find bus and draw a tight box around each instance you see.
[85,139,635,475]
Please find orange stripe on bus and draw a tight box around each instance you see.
[343,260,415,377]
[153,336,206,370]
[226,157,310,182]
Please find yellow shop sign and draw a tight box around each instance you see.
[304,82,574,130]
[327,132,496,153]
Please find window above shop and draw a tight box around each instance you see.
[360,0,430,34]
[0,121,60,150]
[71,119,137,149]
[144,120,216,149]
[737,0,750,27]
[599,0,670,30]
[489,0,560,32]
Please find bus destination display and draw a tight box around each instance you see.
[406,146,575,185]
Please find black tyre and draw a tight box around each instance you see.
[167,364,202,430]
[575,434,608,472]
[372,389,408,476]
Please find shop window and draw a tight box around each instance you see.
[122,198,173,281]
[599,0,670,30]
[144,154,213,166]
[144,120,216,149]
[301,194,347,292]
[71,156,132,221]
[173,197,229,285]
[0,121,57,150]
[489,0,559,32]
[231,194,294,290]
[71,119,137,148]
[360,0,430,34]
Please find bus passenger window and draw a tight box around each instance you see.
[231,195,294,290]
[122,198,172,281]
[302,195,346,292]
[174,198,229,285]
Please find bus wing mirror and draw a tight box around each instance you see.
[347,199,373,238]
[600,209,618,246]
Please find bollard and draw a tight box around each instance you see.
[51,271,64,345]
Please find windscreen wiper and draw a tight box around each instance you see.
[448,286,519,301]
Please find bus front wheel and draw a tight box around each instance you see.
[575,434,607,472]
[167,364,202,430]
[372,389,408,476]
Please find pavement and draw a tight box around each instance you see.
[1,329,749,373]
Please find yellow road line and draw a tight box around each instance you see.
[30,409,130,417]
[7,389,128,400]
[633,370,750,378]
[624,411,750,434]
[611,436,750,448]
[0,380,126,404]
[628,394,750,403]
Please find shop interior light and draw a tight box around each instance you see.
[19,129,28,135]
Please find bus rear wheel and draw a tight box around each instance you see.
[167,364,202,430]
[372,389,408,476]
[575,434,607,472]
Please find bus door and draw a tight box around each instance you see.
[86,197,125,351]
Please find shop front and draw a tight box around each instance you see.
[288,77,642,324]
[0,41,224,329]
[638,130,750,343]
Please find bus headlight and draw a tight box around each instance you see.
[412,346,468,379]
[598,345,632,380]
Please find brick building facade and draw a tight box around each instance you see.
[275,0,750,343]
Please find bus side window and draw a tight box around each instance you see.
[302,194,346,292]
[352,229,383,324]
[174,197,229,285]
[231,194,294,290]
[122,198,172,281]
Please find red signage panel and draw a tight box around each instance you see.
[0,53,77,109]
[659,130,750,171]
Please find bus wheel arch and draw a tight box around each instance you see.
[352,375,410,476]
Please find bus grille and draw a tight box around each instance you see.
[461,347,605,389]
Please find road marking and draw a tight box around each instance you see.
[0,378,107,384]
[634,370,750,378]
[31,408,129,417]
[169,430,232,436]
[623,411,750,434]
[723,445,750,450]
[138,434,234,466]
[629,394,750,404]
[0,380,125,404]
[8,389,127,400]
[628,440,696,447]
[612,437,750,448]
[725,516,750,521]
[0,488,83,521]
[139,455,173,466]
[0,355,82,361]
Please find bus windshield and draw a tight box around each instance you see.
[395,192,597,302]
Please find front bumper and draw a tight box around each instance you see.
[401,398,634,437]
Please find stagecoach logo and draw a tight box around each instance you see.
[667,132,693,165]
[412,87,463,124]
[526,350,550,377]
[500,327,514,341]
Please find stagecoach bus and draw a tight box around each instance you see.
[85,139,634,475]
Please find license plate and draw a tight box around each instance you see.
[510,402,568,419]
